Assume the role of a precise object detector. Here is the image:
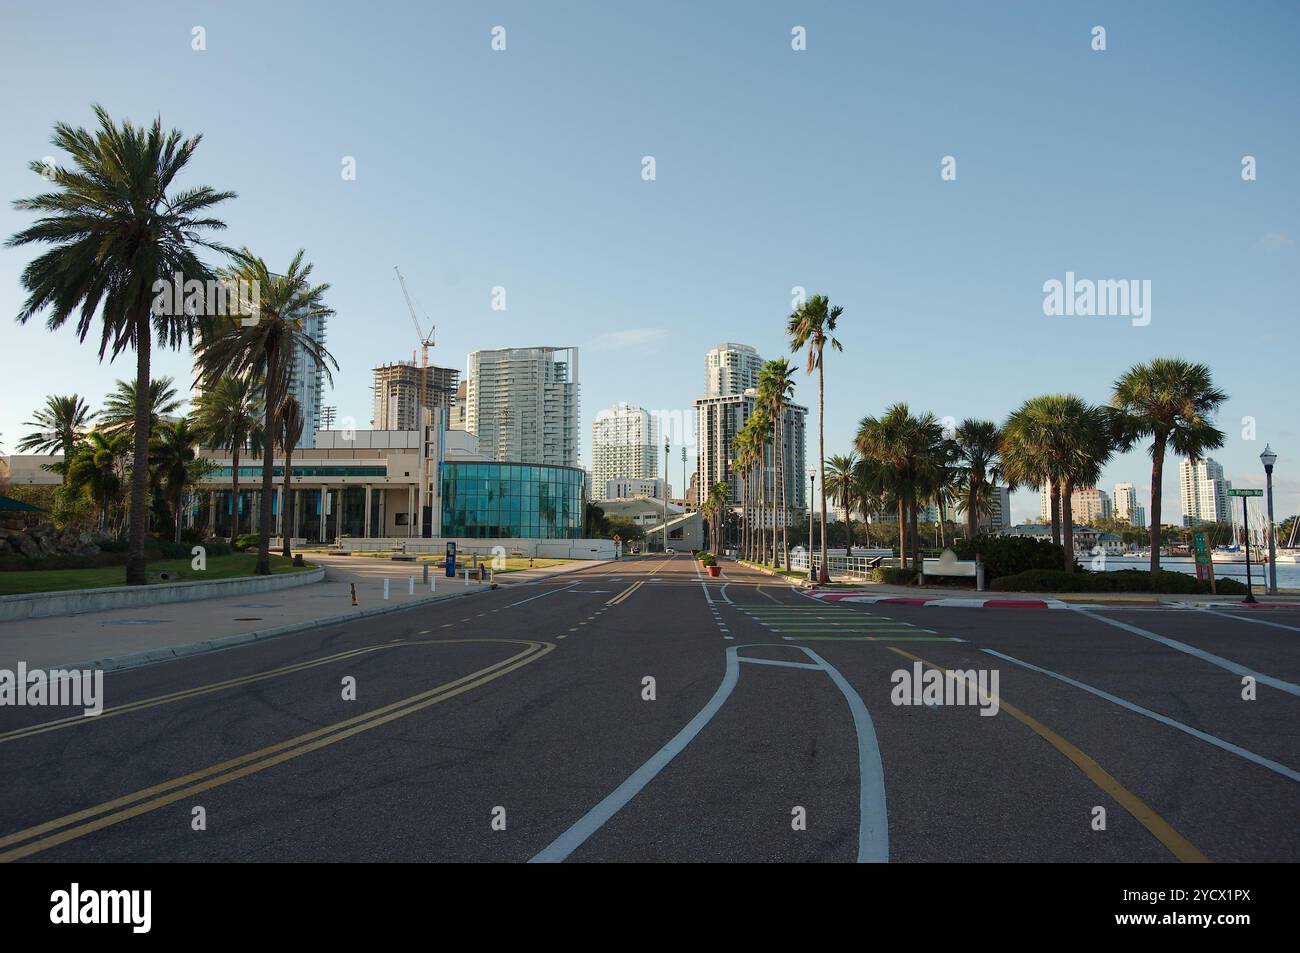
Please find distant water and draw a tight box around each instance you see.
[1096,555,1300,590]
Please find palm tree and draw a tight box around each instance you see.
[191,374,265,539]
[151,417,205,543]
[953,419,1002,542]
[758,358,796,569]
[277,396,304,557]
[16,394,96,481]
[788,295,843,581]
[1110,358,1227,574]
[99,377,183,441]
[66,430,130,534]
[7,106,234,584]
[1001,395,1113,571]
[824,452,859,555]
[856,404,947,575]
[196,249,336,574]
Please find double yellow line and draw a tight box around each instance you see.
[0,639,553,863]
[606,580,646,606]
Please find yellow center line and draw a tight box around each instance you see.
[0,639,554,862]
[606,580,645,606]
[0,642,406,745]
[886,646,1210,864]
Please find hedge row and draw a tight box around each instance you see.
[990,568,1248,595]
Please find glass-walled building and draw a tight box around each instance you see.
[441,461,585,539]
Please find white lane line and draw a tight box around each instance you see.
[529,644,888,864]
[1198,609,1300,633]
[718,583,734,605]
[1074,608,1300,698]
[982,649,1300,784]
[504,581,582,608]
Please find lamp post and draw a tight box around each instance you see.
[808,468,817,584]
[663,437,670,555]
[1262,444,1278,595]
[1241,491,1257,604]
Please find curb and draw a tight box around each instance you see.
[735,561,803,587]
[808,589,1300,610]
[0,566,325,623]
[64,584,491,674]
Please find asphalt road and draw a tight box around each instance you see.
[1,554,1296,862]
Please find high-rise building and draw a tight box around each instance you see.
[449,381,468,430]
[1180,457,1232,526]
[189,309,330,449]
[1038,481,1052,523]
[694,389,807,511]
[1070,486,1113,525]
[465,347,579,467]
[605,477,668,500]
[591,404,659,501]
[1113,482,1147,528]
[370,361,459,431]
[704,343,764,398]
[986,485,1013,532]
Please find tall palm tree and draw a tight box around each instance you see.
[1110,358,1227,574]
[191,374,265,539]
[151,417,205,543]
[1001,395,1112,571]
[99,377,183,442]
[824,452,859,555]
[66,429,130,534]
[7,106,234,584]
[16,394,96,481]
[277,396,304,557]
[788,295,843,582]
[758,358,796,569]
[197,249,336,574]
[953,419,1002,542]
[856,404,947,575]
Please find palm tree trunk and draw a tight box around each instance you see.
[1149,439,1165,575]
[909,499,920,577]
[256,420,275,574]
[780,407,789,571]
[770,424,778,566]
[281,450,294,558]
[817,358,828,583]
[1062,480,1075,572]
[125,317,152,586]
[844,502,853,557]
[174,493,183,544]
[897,498,907,572]
[231,448,241,539]
[1050,483,1061,546]
[967,474,979,541]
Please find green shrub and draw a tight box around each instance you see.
[1211,577,1248,595]
[872,566,917,585]
[954,534,1073,581]
[201,540,234,557]
[232,533,260,552]
[990,567,1236,594]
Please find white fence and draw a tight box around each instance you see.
[337,537,617,560]
[786,549,895,578]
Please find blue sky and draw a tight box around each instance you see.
[2,1,1297,523]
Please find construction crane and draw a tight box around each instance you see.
[395,266,435,538]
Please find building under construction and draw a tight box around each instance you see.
[370,361,459,431]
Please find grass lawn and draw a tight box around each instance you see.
[0,553,311,596]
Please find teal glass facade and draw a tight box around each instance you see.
[441,461,586,539]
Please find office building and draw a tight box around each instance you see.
[591,404,660,501]
[604,477,668,501]
[1180,457,1232,526]
[465,347,579,467]
[370,361,459,431]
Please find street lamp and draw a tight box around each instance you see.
[808,467,817,584]
[1262,444,1278,595]
[663,437,670,555]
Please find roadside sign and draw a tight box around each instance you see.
[445,541,457,577]
[1227,488,1263,497]
[1192,531,1216,592]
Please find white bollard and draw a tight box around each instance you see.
[408,575,414,594]
[430,574,436,593]
[383,577,390,600]
[463,568,469,587]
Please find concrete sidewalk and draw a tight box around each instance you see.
[0,556,605,672]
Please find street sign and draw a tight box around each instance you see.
[1192,531,1211,565]
[1227,488,1263,497]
